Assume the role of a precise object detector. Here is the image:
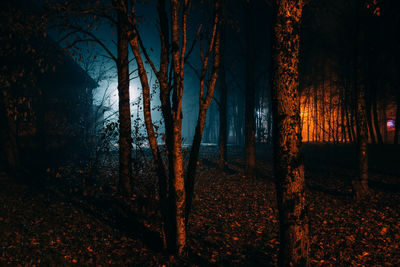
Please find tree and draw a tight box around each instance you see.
[218,3,228,170]
[271,0,309,266]
[113,0,132,196]
[352,0,370,199]
[244,0,256,177]
[50,0,133,195]
[0,0,48,177]
[129,0,221,255]
[395,92,400,144]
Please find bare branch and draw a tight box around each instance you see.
[186,61,201,80]
[66,25,117,62]
[129,68,139,76]
[184,24,202,62]
[127,5,160,79]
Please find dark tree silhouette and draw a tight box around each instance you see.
[113,0,132,196]
[352,0,370,199]
[244,0,256,177]
[218,4,228,171]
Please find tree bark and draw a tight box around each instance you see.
[340,86,347,142]
[115,0,132,196]
[313,83,318,142]
[245,0,256,177]
[271,1,309,266]
[218,15,228,170]
[354,81,370,198]
[371,87,383,144]
[395,94,400,144]
[321,75,326,142]
[0,92,21,177]
[352,0,370,199]
[347,107,355,143]
[366,85,376,144]
[169,0,187,255]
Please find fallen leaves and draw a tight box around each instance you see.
[1,146,400,266]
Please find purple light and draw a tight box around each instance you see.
[387,120,395,129]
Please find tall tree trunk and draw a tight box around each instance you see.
[271,1,309,266]
[313,83,318,142]
[354,82,370,198]
[371,87,383,144]
[267,108,273,143]
[170,117,185,255]
[366,85,376,144]
[395,94,400,144]
[383,108,388,143]
[350,90,358,143]
[245,0,256,177]
[321,75,326,142]
[307,91,311,142]
[340,87,347,142]
[328,80,332,142]
[218,14,228,170]
[156,0,175,250]
[115,0,132,196]
[0,92,21,177]
[352,0,370,199]
[336,89,340,143]
[346,104,354,143]
[169,0,186,255]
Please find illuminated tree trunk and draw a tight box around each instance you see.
[346,106,355,143]
[335,90,340,143]
[271,1,309,266]
[328,81,332,142]
[115,0,132,196]
[306,91,311,142]
[340,88,347,142]
[321,75,326,142]
[313,84,318,142]
[169,0,187,255]
[245,0,256,177]
[130,0,219,256]
[130,0,186,253]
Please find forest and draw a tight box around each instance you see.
[1,0,399,266]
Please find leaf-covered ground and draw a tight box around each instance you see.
[1,145,399,266]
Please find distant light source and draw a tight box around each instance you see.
[387,119,395,129]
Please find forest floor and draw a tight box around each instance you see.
[1,144,400,266]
